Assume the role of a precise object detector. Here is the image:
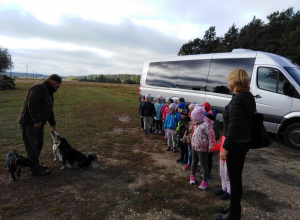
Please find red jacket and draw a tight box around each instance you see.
[210,136,226,161]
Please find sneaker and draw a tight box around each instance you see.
[181,159,187,164]
[166,146,170,151]
[149,128,153,133]
[144,129,148,135]
[176,157,184,163]
[190,175,195,185]
[172,147,176,152]
[159,130,162,134]
[199,181,208,190]
[214,188,226,196]
[183,164,191,170]
[155,129,158,134]
[220,192,231,200]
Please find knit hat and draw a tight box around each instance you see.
[188,104,196,113]
[178,97,185,103]
[191,106,205,122]
[177,102,186,109]
[48,74,62,84]
[145,93,151,99]
[169,103,177,110]
[204,110,218,121]
[157,95,163,100]
[153,98,157,102]
[180,107,189,115]
[201,102,211,112]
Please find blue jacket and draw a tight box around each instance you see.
[164,112,181,130]
[154,101,164,120]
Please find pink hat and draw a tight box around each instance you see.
[191,106,205,122]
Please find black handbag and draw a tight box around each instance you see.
[251,112,271,149]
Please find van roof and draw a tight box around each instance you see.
[145,49,298,68]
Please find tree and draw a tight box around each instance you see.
[223,24,239,52]
[237,16,265,50]
[0,47,13,73]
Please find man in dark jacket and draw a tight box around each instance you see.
[17,74,62,176]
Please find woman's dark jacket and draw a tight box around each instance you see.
[17,80,56,127]
[223,91,256,150]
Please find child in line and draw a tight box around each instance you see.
[189,106,216,190]
[152,98,158,129]
[140,93,156,135]
[154,95,164,134]
[209,136,231,200]
[139,95,145,130]
[177,97,185,112]
[175,107,191,164]
[203,110,220,178]
[162,98,173,139]
[164,103,180,151]
[182,104,196,170]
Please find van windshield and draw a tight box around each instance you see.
[284,67,300,86]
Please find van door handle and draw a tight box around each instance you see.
[254,94,262,98]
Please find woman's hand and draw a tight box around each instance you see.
[221,149,228,160]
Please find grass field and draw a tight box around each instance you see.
[0,79,300,220]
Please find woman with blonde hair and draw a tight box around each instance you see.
[217,69,256,220]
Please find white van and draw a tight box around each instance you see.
[139,49,300,149]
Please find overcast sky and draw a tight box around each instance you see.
[0,0,299,76]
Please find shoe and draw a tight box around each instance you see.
[190,175,195,185]
[198,162,202,167]
[149,128,153,133]
[159,130,162,134]
[199,181,208,190]
[176,157,183,163]
[220,192,231,200]
[144,129,148,135]
[155,129,158,134]
[214,188,226,196]
[166,146,170,151]
[181,159,187,164]
[31,168,51,176]
[218,206,230,214]
[183,164,191,170]
[172,147,176,152]
[216,212,240,220]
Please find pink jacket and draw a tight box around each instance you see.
[161,104,169,121]
[191,119,216,152]
[210,135,226,161]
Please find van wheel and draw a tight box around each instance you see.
[284,123,300,150]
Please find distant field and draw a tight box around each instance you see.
[0,79,299,220]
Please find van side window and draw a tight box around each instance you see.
[206,58,255,94]
[176,60,210,90]
[257,67,291,95]
[146,61,180,88]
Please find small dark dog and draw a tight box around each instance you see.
[5,150,37,181]
[52,132,99,169]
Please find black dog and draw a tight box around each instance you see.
[57,137,99,169]
[5,150,37,181]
